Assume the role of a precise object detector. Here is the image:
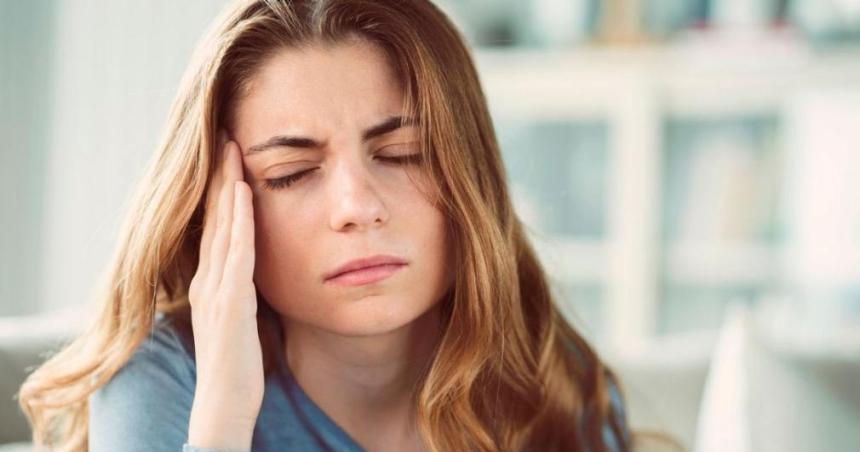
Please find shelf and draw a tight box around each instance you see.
[662,240,860,287]
[475,44,860,118]
[528,237,860,287]
[529,234,606,285]
[663,241,778,286]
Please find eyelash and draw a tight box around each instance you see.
[262,153,423,191]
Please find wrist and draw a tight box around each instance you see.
[188,403,256,451]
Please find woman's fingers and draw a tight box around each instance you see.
[198,142,229,277]
[208,141,244,289]
[222,181,256,307]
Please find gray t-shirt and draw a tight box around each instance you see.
[88,312,628,451]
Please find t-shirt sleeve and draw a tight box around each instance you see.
[88,319,200,452]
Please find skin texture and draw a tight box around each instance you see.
[189,37,454,451]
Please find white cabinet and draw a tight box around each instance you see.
[474,43,860,354]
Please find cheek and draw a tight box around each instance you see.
[252,196,315,282]
[399,193,452,280]
[413,206,446,253]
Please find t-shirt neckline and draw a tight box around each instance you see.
[274,336,366,452]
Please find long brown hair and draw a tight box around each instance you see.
[18,1,633,450]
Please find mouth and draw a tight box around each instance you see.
[324,254,409,286]
[324,263,406,286]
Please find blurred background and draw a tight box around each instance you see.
[1,0,859,451]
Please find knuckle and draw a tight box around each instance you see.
[188,273,212,308]
[229,234,245,251]
[188,279,200,301]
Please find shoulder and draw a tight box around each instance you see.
[100,311,196,391]
[88,312,198,452]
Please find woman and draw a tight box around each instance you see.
[19,0,633,451]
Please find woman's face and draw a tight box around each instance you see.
[231,38,453,337]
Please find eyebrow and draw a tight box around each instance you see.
[244,115,419,156]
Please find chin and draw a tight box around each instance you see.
[329,294,438,337]
[281,292,440,338]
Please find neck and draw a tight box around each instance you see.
[280,303,442,442]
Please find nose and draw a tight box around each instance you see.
[327,157,389,232]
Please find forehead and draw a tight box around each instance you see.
[233,38,405,137]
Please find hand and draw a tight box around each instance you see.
[187,138,263,451]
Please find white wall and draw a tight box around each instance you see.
[38,0,227,313]
[0,1,55,316]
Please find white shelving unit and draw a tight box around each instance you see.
[473,41,860,354]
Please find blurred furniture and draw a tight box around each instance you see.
[609,332,713,449]
[696,304,860,452]
[0,310,82,451]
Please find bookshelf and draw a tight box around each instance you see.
[473,41,860,354]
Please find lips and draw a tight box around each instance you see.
[323,254,409,281]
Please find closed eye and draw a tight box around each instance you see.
[374,153,423,165]
[261,152,424,191]
[262,168,318,190]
